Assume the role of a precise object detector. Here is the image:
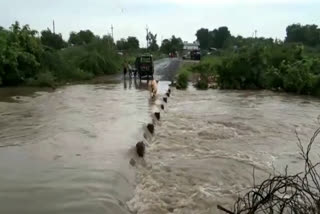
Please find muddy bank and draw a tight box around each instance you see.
[128,88,320,214]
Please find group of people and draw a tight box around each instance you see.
[123,58,140,78]
[123,61,137,78]
[123,58,157,98]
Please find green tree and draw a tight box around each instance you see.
[286,24,306,44]
[160,39,170,54]
[160,36,183,54]
[127,36,139,50]
[171,36,184,52]
[69,32,80,45]
[0,22,43,85]
[196,28,209,50]
[116,37,140,51]
[286,24,320,46]
[0,21,126,86]
[116,38,128,50]
[41,29,67,50]
[147,32,159,51]
[209,26,231,49]
[68,30,95,45]
[101,35,115,47]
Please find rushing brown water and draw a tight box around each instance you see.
[0,83,154,214]
[1,58,320,214]
[0,59,177,214]
[128,88,320,214]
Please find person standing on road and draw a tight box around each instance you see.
[123,59,128,78]
[134,57,140,78]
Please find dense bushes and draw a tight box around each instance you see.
[41,29,66,50]
[26,71,55,87]
[0,22,43,85]
[176,66,190,89]
[266,58,320,95]
[217,47,269,89]
[185,42,320,97]
[62,39,121,76]
[0,22,121,87]
[191,23,320,97]
[191,63,213,89]
[203,44,320,96]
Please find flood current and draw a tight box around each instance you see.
[0,58,319,214]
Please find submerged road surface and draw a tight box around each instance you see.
[128,88,320,214]
[3,57,319,214]
[0,58,179,214]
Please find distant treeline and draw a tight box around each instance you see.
[177,24,320,97]
[0,22,123,87]
[0,21,187,87]
[195,24,320,50]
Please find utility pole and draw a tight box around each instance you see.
[146,25,149,49]
[53,20,55,34]
[254,30,257,38]
[111,25,114,40]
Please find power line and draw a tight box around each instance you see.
[53,20,55,34]
[111,25,114,40]
[146,25,149,49]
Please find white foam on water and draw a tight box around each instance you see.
[128,89,320,214]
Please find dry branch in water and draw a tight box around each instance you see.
[218,127,320,214]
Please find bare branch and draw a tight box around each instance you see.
[218,126,320,214]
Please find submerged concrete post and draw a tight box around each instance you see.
[147,123,155,134]
[154,112,160,120]
[136,141,145,157]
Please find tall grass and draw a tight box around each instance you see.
[31,39,122,86]
[176,63,192,89]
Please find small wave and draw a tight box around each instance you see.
[128,88,320,214]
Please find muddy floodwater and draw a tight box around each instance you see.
[0,59,176,214]
[0,58,320,214]
[128,88,320,214]
[0,83,151,214]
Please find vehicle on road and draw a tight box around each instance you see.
[135,55,154,80]
[182,50,201,60]
[190,50,201,60]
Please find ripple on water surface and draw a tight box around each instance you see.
[128,89,320,214]
[0,83,153,214]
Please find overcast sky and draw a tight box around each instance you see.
[0,0,319,46]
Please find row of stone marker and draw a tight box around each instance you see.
[135,87,172,157]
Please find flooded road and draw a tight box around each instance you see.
[1,57,319,214]
[128,88,320,214]
[0,84,149,214]
[0,59,179,214]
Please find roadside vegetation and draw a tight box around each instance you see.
[0,22,123,87]
[0,21,184,87]
[180,24,320,97]
[176,64,190,89]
